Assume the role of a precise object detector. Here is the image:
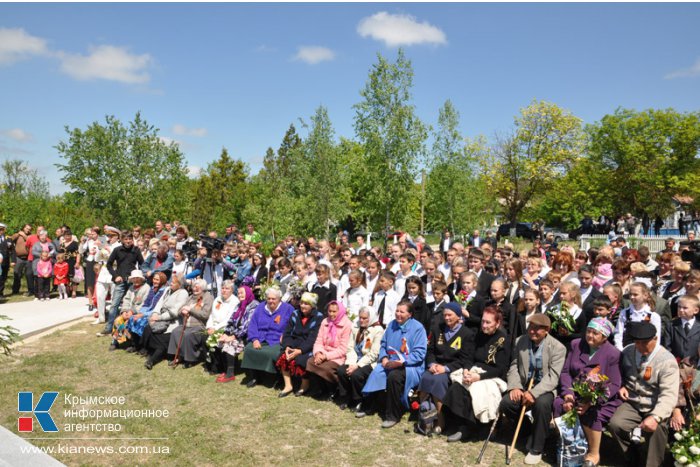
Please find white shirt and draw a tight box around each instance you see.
[365,273,379,297]
[613,304,662,351]
[343,286,370,322]
[394,270,417,299]
[373,288,400,327]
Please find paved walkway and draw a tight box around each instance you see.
[1,297,93,339]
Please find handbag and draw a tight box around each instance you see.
[72,267,85,284]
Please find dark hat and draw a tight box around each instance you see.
[616,236,627,244]
[626,321,656,341]
[528,314,551,328]
[443,302,461,316]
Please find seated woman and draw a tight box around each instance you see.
[241,286,294,388]
[204,280,240,375]
[167,279,214,368]
[143,273,190,369]
[417,302,475,433]
[359,300,428,429]
[125,271,167,353]
[110,270,151,351]
[214,285,259,383]
[336,306,384,411]
[552,318,622,467]
[306,300,353,398]
[276,292,324,397]
[442,306,509,442]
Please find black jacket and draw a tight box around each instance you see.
[311,283,337,316]
[281,309,325,369]
[663,318,700,360]
[426,323,475,372]
[106,245,144,283]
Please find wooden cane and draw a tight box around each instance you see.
[506,376,535,465]
[171,318,188,368]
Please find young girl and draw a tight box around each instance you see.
[503,259,524,306]
[613,282,661,351]
[36,251,53,301]
[514,288,541,344]
[602,283,625,325]
[459,272,485,329]
[342,270,370,323]
[172,250,187,278]
[53,253,70,300]
[404,276,430,333]
[548,282,585,349]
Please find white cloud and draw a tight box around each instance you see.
[665,58,700,79]
[187,165,202,178]
[0,28,49,65]
[357,12,447,47]
[172,124,208,137]
[293,46,335,65]
[58,45,152,84]
[0,128,33,143]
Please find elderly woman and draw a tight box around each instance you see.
[204,280,240,375]
[110,270,151,351]
[443,306,509,442]
[276,292,324,397]
[125,271,167,353]
[167,278,214,368]
[214,285,259,383]
[359,300,428,429]
[305,300,354,398]
[241,286,294,388]
[417,302,475,433]
[336,306,384,411]
[143,274,189,369]
[553,318,622,467]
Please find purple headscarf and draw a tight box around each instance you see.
[232,286,254,322]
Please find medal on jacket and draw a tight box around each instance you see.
[437,333,445,345]
[400,337,408,355]
[274,315,281,324]
[643,365,652,381]
[364,338,371,350]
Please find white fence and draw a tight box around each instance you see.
[578,235,687,254]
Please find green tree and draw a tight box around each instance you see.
[586,108,700,217]
[0,159,51,231]
[481,100,586,225]
[55,113,190,228]
[189,148,249,232]
[425,100,491,235]
[353,49,428,238]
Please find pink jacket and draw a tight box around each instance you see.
[313,316,353,365]
[37,259,53,278]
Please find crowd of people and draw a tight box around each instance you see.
[2,220,700,466]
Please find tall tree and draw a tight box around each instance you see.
[55,113,189,228]
[353,49,428,238]
[425,101,491,234]
[0,159,51,231]
[189,148,249,232]
[481,100,586,225]
[586,108,700,217]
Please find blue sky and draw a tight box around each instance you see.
[1,3,699,193]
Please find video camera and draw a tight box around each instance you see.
[199,234,225,258]
[680,240,700,269]
[181,240,199,262]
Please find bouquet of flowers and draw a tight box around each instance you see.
[454,290,473,308]
[548,301,576,334]
[672,418,700,467]
[561,366,611,428]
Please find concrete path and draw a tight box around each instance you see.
[0,426,65,467]
[0,297,93,339]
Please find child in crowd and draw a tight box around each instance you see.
[36,250,53,301]
[53,253,70,300]
[613,282,662,350]
[372,271,399,327]
[343,270,370,323]
[602,283,625,324]
[538,278,558,314]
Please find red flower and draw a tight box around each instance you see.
[410,401,420,411]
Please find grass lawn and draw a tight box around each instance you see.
[0,321,628,467]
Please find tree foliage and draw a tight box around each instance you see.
[352,49,428,234]
[481,100,586,225]
[55,112,190,228]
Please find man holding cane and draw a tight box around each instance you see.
[498,314,566,465]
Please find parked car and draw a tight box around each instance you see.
[543,227,569,242]
[496,222,536,241]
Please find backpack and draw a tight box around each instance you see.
[413,399,438,436]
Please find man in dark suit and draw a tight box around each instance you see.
[467,248,494,299]
[469,230,482,248]
[439,229,454,254]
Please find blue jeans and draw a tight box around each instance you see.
[103,281,129,333]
